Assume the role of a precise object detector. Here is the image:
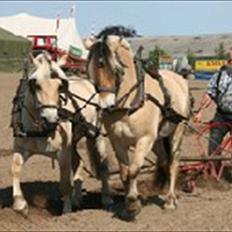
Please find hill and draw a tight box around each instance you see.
[128,32,232,58]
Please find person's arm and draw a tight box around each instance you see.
[193,72,218,123]
[193,93,212,123]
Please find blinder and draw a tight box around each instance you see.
[27,74,69,124]
[28,78,40,94]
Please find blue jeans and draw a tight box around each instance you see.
[208,111,232,156]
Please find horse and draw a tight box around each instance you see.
[11,52,112,216]
[85,34,192,220]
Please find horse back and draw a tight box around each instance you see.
[145,69,191,119]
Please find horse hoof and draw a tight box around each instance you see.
[103,202,115,212]
[71,196,83,210]
[124,198,142,220]
[63,201,72,214]
[13,197,29,216]
[163,202,176,210]
[102,196,114,212]
[163,198,178,210]
[62,205,72,214]
[119,209,137,222]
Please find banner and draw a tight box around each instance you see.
[195,59,227,72]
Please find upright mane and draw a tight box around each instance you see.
[96,25,139,39]
[88,37,112,69]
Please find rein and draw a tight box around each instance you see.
[58,91,102,138]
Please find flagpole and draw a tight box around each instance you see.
[55,11,60,60]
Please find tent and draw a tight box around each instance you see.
[0,13,88,58]
[0,27,31,71]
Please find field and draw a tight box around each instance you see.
[1,72,232,231]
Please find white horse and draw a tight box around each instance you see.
[11,53,112,216]
[86,34,192,220]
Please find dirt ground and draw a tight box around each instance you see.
[1,72,232,231]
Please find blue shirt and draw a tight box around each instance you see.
[208,69,232,113]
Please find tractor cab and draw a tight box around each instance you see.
[27,35,58,60]
[27,34,87,75]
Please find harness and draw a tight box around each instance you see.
[11,77,61,137]
[11,60,102,139]
[92,43,189,123]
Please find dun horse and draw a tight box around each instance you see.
[11,53,112,215]
[86,34,192,220]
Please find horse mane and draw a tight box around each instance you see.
[96,25,139,39]
[88,39,112,69]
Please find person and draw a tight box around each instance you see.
[194,50,232,164]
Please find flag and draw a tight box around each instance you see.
[90,22,96,39]
[70,5,76,17]
[56,12,60,32]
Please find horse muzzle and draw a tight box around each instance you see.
[99,93,116,109]
[40,105,59,124]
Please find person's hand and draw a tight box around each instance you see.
[193,110,202,123]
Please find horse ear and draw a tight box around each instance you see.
[57,54,68,67]
[106,35,130,51]
[30,53,40,68]
[51,61,67,80]
[42,51,52,63]
[106,35,120,52]
[120,37,130,50]
[84,37,96,50]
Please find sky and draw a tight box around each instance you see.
[1,1,232,38]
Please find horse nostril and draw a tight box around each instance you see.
[41,116,47,122]
[41,108,59,124]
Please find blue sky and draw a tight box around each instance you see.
[1,1,232,37]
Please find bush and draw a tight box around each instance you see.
[148,45,168,68]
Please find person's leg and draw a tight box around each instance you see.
[208,113,230,156]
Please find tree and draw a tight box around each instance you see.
[214,42,226,59]
[186,48,195,68]
[148,45,168,68]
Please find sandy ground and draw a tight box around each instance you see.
[0,73,232,231]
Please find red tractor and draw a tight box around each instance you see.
[27,35,87,75]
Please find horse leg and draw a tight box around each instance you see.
[71,145,84,209]
[152,138,171,191]
[164,122,186,210]
[58,147,73,214]
[86,136,113,210]
[11,151,30,216]
[107,135,129,192]
[125,136,154,219]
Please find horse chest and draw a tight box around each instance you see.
[111,121,135,139]
[158,121,177,138]
[44,137,62,153]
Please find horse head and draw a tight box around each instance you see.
[86,35,133,109]
[28,52,69,126]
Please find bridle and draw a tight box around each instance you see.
[24,76,68,135]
